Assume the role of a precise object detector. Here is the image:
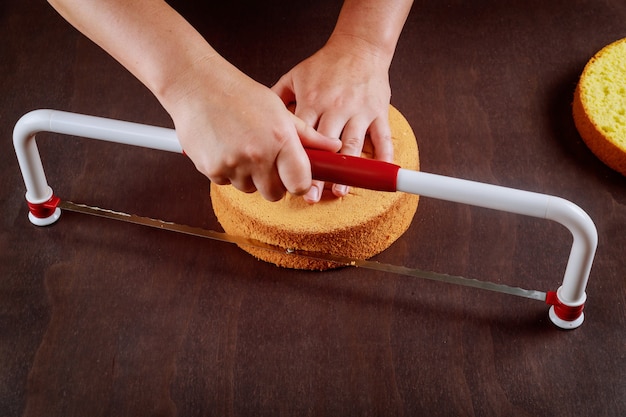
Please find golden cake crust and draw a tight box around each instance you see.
[573,37,626,175]
[211,105,419,270]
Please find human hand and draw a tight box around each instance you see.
[46,0,408,205]
[165,55,341,202]
[272,36,394,203]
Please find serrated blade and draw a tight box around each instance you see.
[58,200,547,302]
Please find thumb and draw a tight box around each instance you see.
[275,138,312,196]
[290,113,341,153]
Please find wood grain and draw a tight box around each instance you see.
[2,1,625,416]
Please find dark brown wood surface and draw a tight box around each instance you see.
[2,1,625,416]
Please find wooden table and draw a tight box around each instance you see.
[2,1,625,416]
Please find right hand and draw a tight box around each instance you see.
[163,55,341,202]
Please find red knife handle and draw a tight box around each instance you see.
[305,148,400,192]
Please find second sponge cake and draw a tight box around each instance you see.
[573,37,626,175]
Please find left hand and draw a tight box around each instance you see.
[272,35,394,203]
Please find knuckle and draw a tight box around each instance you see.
[341,136,363,152]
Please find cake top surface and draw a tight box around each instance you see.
[579,38,626,149]
[211,105,419,234]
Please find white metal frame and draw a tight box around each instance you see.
[13,109,598,329]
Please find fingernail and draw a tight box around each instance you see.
[304,186,320,203]
[334,184,348,196]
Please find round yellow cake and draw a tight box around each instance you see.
[211,105,419,270]
[573,37,626,175]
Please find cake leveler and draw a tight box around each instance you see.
[13,109,598,329]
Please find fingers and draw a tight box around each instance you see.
[237,112,392,203]
[318,113,369,197]
[199,102,391,204]
[335,116,370,157]
[291,113,341,152]
[252,164,286,202]
[275,137,312,197]
[202,112,339,203]
[230,176,257,194]
[203,155,283,201]
[303,180,324,203]
[301,112,342,201]
[369,116,394,163]
[212,156,289,202]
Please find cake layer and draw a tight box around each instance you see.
[573,37,626,175]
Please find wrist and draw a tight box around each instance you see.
[157,52,243,122]
[325,32,395,69]
[156,52,216,112]
[328,0,412,67]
